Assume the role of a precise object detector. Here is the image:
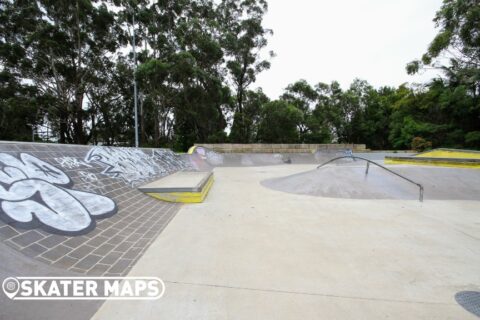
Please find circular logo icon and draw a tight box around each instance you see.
[2,277,20,299]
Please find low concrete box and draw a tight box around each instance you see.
[138,171,214,203]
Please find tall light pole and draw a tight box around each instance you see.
[131,10,139,148]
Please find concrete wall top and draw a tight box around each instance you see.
[194,143,367,153]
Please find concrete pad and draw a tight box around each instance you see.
[93,165,480,319]
[138,171,213,193]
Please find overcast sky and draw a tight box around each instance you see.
[254,0,444,99]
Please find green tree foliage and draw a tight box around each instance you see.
[0,71,40,141]
[403,0,480,149]
[229,88,269,143]
[0,0,120,144]
[218,0,273,143]
[407,0,480,90]
[257,100,303,143]
[133,0,230,150]
[281,80,318,142]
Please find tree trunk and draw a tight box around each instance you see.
[73,92,85,144]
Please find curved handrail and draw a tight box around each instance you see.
[317,155,424,202]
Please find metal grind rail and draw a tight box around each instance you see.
[317,155,424,202]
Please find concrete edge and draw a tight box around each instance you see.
[138,171,213,193]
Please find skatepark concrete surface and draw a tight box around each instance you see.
[93,164,480,320]
[1,142,479,319]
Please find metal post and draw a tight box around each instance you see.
[132,12,139,148]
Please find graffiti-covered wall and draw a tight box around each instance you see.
[0,142,192,276]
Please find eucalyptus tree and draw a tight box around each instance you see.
[257,100,303,143]
[218,0,273,142]
[229,88,269,142]
[281,80,318,142]
[405,0,480,148]
[0,0,121,144]
[134,0,230,149]
[407,0,480,95]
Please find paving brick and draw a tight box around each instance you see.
[88,263,110,276]
[41,245,72,262]
[54,256,79,269]
[112,221,128,229]
[68,244,96,260]
[10,231,44,247]
[93,243,115,255]
[73,254,103,270]
[144,230,158,239]
[106,235,126,245]
[125,233,143,243]
[133,238,150,248]
[123,247,142,260]
[0,225,20,239]
[38,234,67,248]
[113,241,134,253]
[36,256,53,265]
[70,267,87,274]
[101,227,120,237]
[108,259,132,274]
[86,235,109,247]
[21,243,48,257]
[63,236,89,248]
[99,251,122,265]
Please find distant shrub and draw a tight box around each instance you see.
[411,137,432,152]
[465,131,480,149]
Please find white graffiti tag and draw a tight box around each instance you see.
[77,171,108,195]
[194,147,224,165]
[0,153,117,235]
[85,147,166,186]
[152,149,193,172]
[78,171,99,183]
[54,156,92,170]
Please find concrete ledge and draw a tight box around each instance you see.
[385,156,480,168]
[138,171,214,203]
[415,148,480,159]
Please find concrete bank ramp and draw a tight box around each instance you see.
[0,141,193,276]
[261,165,480,201]
[0,141,200,320]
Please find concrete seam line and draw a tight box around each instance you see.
[163,280,455,306]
